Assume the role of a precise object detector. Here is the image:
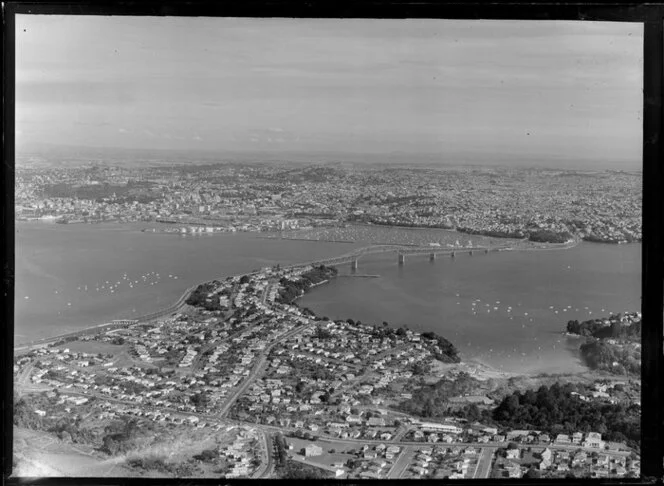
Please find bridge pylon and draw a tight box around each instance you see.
[398,253,405,265]
[351,259,358,270]
[429,253,436,261]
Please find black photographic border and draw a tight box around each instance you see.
[2,1,662,484]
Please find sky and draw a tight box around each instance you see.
[15,16,643,167]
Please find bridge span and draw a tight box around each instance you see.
[290,243,512,271]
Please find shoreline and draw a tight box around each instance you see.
[12,223,632,367]
[10,236,581,351]
[17,219,640,246]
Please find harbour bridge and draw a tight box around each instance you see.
[290,243,513,271]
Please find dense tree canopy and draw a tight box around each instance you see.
[527,230,573,243]
[579,341,640,376]
[492,383,640,448]
[186,282,225,311]
[566,317,641,376]
[567,318,640,341]
[276,266,338,304]
[396,372,482,418]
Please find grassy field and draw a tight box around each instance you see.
[53,340,126,356]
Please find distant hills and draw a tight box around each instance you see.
[13,142,642,172]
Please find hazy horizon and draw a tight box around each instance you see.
[16,16,643,169]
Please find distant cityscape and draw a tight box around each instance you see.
[15,160,641,244]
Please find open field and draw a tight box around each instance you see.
[53,340,125,355]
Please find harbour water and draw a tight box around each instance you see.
[300,242,640,374]
[14,222,365,343]
[15,222,640,374]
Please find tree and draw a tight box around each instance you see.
[190,392,209,407]
[464,403,481,422]
[194,449,218,462]
[102,434,121,455]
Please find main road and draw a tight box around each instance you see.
[473,447,495,478]
[217,321,311,417]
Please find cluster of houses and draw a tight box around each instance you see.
[299,442,404,479]
[495,444,639,478]
[18,347,107,379]
[501,429,628,453]
[408,421,466,444]
[218,428,262,478]
[406,445,481,479]
[230,321,443,434]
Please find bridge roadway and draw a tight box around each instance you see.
[291,243,511,269]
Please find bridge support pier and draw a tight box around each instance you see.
[398,253,405,265]
[351,259,358,270]
[451,251,455,258]
[429,253,436,261]
[485,248,489,254]
[469,250,473,256]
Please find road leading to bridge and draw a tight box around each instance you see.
[292,243,511,270]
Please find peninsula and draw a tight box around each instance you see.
[13,259,640,479]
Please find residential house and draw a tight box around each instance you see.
[304,444,323,457]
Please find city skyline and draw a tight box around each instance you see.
[16,16,643,168]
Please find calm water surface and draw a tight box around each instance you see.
[15,222,640,375]
[299,242,640,374]
[15,222,363,343]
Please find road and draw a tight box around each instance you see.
[387,448,413,478]
[14,381,635,481]
[252,430,274,478]
[15,361,36,390]
[473,447,495,478]
[217,323,310,417]
[10,379,637,463]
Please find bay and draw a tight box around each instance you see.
[15,222,641,376]
[14,222,364,344]
[299,242,641,374]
